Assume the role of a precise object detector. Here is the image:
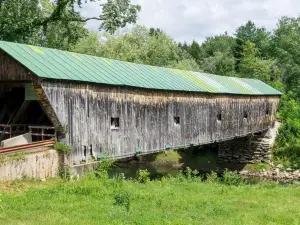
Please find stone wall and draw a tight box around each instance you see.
[217,132,272,164]
[217,122,281,164]
[0,150,59,180]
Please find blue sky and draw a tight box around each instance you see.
[80,0,300,43]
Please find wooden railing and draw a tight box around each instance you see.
[0,124,56,141]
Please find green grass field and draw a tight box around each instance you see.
[0,172,300,225]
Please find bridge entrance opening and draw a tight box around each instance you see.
[0,83,55,143]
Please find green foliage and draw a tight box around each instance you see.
[202,51,235,76]
[70,32,102,55]
[54,141,72,153]
[59,166,71,180]
[2,175,299,224]
[200,33,236,58]
[238,41,272,82]
[0,0,87,49]
[182,167,200,180]
[273,16,300,91]
[222,169,244,186]
[73,25,200,71]
[273,90,300,169]
[253,163,270,172]
[114,191,131,212]
[95,158,115,179]
[0,0,140,49]
[136,169,150,183]
[206,171,219,183]
[0,152,30,163]
[235,20,271,59]
[0,193,2,210]
[100,0,141,34]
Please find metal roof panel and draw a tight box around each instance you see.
[0,41,282,96]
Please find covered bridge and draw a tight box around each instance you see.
[0,41,282,164]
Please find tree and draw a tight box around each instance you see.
[238,41,272,82]
[273,16,300,91]
[202,52,235,76]
[187,40,202,64]
[100,0,141,34]
[235,21,271,54]
[0,0,141,47]
[72,26,200,71]
[70,32,102,56]
[201,34,236,58]
[234,20,271,70]
[149,28,163,36]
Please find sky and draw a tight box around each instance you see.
[80,0,300,43]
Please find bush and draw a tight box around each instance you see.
[55,141,72,153]
[222,169,244,186]
[137,169,150,183]
[59,166,71,180]
[273,90,300,169]
[114,191,131,212]
[206,171,219,183]
[183,167,200,180]
[95,158,115,179]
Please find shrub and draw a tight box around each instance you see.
[55,141,72,153]
[183,167,200,180]
[206,171,219,183]
[137,169,150,183]
[273,90,300,169]
[222,169,244,186]
[114,191,131,212]
[59,166,71,180]
[95,158,115,179]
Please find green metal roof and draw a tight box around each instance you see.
[0,41,282,96]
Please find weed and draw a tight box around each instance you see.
[183,167,200,180]
[59,166,71,180]
[114,191,131,212]
[222,169,244,186]
[253,163,270,171]
[206,171,219,183]
[95,158,115,179]
[54,142,72,153]
[114,173,125,183]
[137,169,150,183]
[0,152,30,163]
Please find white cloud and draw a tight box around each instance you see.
[80,0,300,43]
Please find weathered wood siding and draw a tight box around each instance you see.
[41,80,280,164]
[0,50,39,83]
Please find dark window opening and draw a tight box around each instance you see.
[217,113,222,121]
[254,132,262,136]
[244,111,248,119]
[83,146,87,157]
[174,116,180,125]
[111,117,120,129]
[266,108,269,116]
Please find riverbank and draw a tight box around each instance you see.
[0,172,299,225]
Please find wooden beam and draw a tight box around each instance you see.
[11,100,31,124]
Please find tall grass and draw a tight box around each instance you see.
[0,168,299,225]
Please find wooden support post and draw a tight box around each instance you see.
[42,128,44,141]
[11,100,31,124]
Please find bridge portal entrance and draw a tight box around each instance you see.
[0,83,55,143]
